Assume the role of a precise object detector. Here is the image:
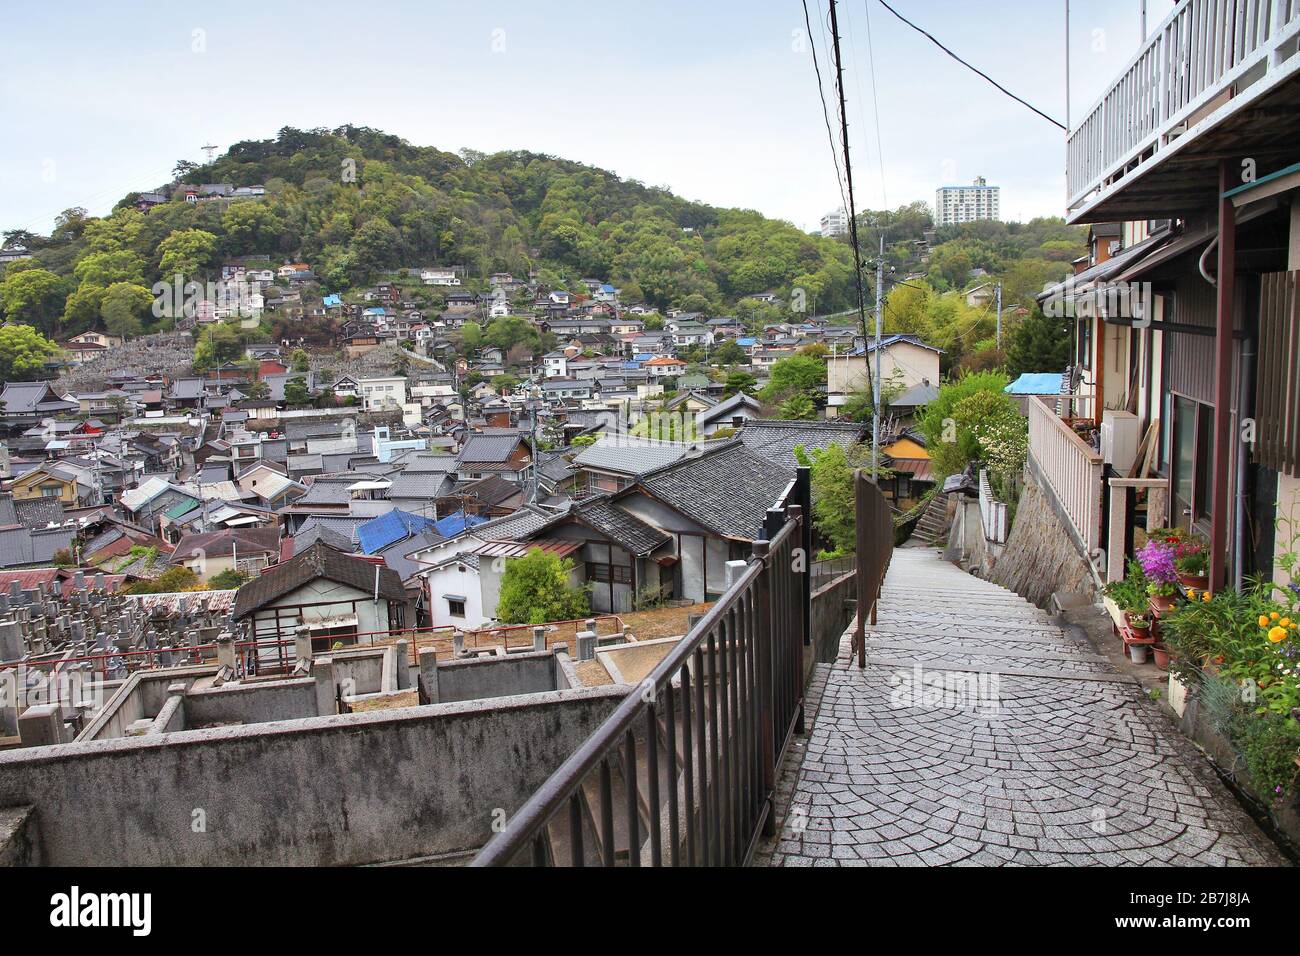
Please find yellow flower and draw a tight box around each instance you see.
[1259,615,1271,628]
[1202,591,1212,602]
[1268,626,1288,643]
[1281,618,1293,628]
[1186,589,1197,600]
[1271,612,1280,621]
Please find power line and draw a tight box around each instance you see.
[826,0,879,472]
[802,0,850,219]
[874,0,1068,131]
[860,0,888,211]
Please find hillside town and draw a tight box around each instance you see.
[1,1,1299,909]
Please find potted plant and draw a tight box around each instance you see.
[1175,548,1209,589]
[1128,610,1152,636]
[1152,641,1171,669]
[1148,580,1179,613]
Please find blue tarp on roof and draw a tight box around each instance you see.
[322,293,341,307]
[1005,372,1065,395]
[632,353,654,362]
[357,509,439,554]
[736,337,757,347]
[433,510,487,538]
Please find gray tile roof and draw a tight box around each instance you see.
[574,437,695,476]
[457,433,524,464]
[737,420,868,470]
[568,497,670,555]
[638,441,792,540]
[389,471,453,500]
[0,525,76,569]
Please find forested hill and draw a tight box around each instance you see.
[0,125,858,341]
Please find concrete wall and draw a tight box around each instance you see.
[435,651,559,703]
[987,474,1096,608]
[811,569,856,663]
[0,686,625,866]
[183,678,319,728]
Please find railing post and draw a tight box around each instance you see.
[752,536,776,837]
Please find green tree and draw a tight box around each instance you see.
[208,568,251,590]
[723,371,758,395]
[777,392,816,420]
[99,282,154,339]
[290,348,310,372]
[1006,311,1071,376]
[0,268,67,335]
[496,549,591,625]
[760,353,826,405]
[123,566,205,594]
[157,229,218,279]
[283,375,312,406]
[0,323,60,380]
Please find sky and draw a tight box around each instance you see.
[0,0,1177,236]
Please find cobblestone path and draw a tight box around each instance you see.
[769,549,1288,867]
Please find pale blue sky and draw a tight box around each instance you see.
[0,1,1175,235]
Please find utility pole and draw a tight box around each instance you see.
[872,239,883,483]
[827,0,876,475]
[995,281,1003,350]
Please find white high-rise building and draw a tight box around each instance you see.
[820,208,849,238]
[935,176,1001,227]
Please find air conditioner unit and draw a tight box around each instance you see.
[1100,410,1140,473]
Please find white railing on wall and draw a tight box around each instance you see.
[978,469,1009,545]
[1067,0,1300,209]
[1027,397,1106,555]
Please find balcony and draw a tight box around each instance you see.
[1068,0,1300,223]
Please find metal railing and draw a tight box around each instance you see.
[1068,0,1300,210]
[471,503,807,867]
[1027,396,1105,555]
[851,470,894,669]
[810,554,855,591]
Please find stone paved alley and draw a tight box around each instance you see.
[769,549,1288,867]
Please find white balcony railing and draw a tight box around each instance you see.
[978,469,1009,545]
[1027,396,1105,555]
[1068,0,1300,211]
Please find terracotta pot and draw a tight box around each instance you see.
[1129,622,1152,640]
[1149,593,1178,614]
[1152,644,1170,669]
[1177,573,1209,590]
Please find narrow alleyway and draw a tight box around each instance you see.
[769,549,1288,866]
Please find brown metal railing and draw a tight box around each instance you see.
[471,503,808,867]
[852,469,895,669]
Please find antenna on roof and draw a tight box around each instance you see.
[201,143,219,164]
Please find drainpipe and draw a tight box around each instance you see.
[1209,161,1237,593]
[1234,337,1255,590]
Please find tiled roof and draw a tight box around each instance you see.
[574,436,696,476]
[639,441,792,540]
[566,497,669,555]
[232,542,406,619]
[10,497,66,530]
[291,523,356,555]
[457,434,523,463]
[738,420,868,470]
[170,527,281,561]
[0,526,76,569]
[387,471,452,500]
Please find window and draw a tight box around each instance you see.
[447,598,466,618]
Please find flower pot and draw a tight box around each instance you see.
[1177,573,1209,590]
[1152,644,1170,669]
[1129,624,1152,641]
[1149,594,1178,614]
[1130,643,1150,665]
